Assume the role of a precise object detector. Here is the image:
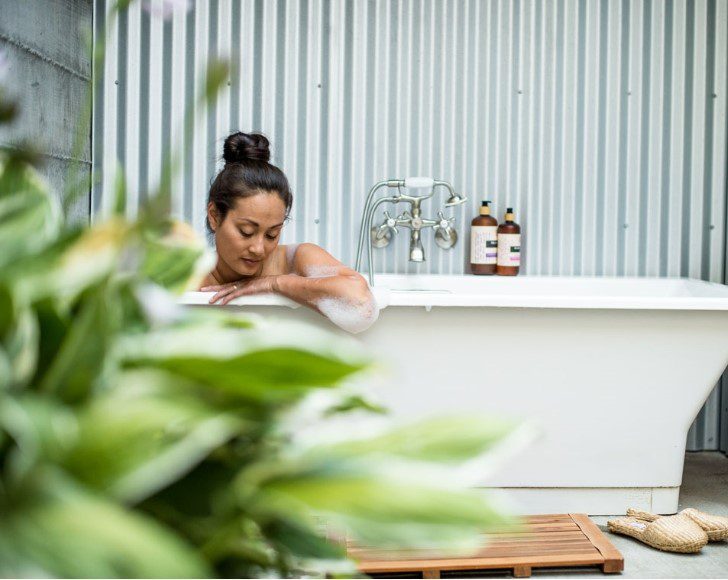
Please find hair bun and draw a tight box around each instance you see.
[223,132,271,163]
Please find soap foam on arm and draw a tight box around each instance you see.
[285,244,379,334]
[314,294,379,334]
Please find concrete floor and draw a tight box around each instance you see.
[544,452,728,579]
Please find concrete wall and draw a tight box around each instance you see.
[0,0,93,223]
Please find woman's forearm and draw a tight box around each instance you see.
[276,273,371,309]
[275,274,379,333]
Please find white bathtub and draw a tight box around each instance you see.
[182,275,728,515]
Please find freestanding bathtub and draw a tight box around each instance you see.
[182,275,728,515]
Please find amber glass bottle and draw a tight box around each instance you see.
[470,201,498,275]
[496,207,521,276]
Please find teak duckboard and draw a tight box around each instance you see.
[347,513,624,578]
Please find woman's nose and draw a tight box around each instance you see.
[249,237,265,257]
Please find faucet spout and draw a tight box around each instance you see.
[409,230,425,262]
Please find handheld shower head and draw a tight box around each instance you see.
[445,191,467,207]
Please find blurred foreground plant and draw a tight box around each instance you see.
[0,5,522,576]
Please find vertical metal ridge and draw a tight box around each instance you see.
[205,0,218,222]
[318,0,331,250]
[637,0,652,277]
[658,0,674,277]
[713,0,727,285]
[293,0,307,245]
[680,0,695,277]
[183,5,195,224]
[339,0,354,265]
[91,0,106,219]
[138,4,151,204]
[700,0,717,281]
[594,0,608,275]
[668,0,686,278]
[602,0,621,276]
[688,0,707,281]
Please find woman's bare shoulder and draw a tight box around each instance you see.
[288,243,362,278]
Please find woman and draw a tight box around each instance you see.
[200,132,378,333]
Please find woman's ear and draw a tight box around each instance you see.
[207,202,219,232]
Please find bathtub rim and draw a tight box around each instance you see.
[180,274,728,311]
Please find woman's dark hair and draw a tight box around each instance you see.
[206,132,293,233]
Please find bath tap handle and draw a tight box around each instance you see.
[382,211,398,234]
[436,210,455,229]
[404,177,435,189]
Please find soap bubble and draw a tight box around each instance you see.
[316,295,379,334]
[304,264,341,279]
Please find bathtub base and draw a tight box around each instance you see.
[486,486,680,516]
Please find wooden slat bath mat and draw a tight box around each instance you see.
[347,513,623,578]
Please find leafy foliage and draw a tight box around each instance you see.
[0,6,521,576]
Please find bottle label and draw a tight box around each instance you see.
[497,233,521,266]
[471,226,498,264]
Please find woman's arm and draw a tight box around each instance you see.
[202,244,379,333]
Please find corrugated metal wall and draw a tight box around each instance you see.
[92,0,728,450]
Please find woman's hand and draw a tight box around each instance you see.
[200,275,285,305]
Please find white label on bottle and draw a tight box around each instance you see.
[497,233,521,266]
[471,226,498,264]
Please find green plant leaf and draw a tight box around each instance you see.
[251,463,518,550]
[3,219,129,305]
[37,285,119,402]
[263,517,346,561]
[316,416,517,464]
[324,394,388,417]
[0,468,211,578]
[140,220,214,293]
[203,58,230,103]
[113,160,127,215]
[0,284,13,335]
[118,319,369,402]
[65,369,246,503]
[0,395,78,480]
[0,161,61,270]
[1,302,39,389]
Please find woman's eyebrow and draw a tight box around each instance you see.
[237,219,285,229]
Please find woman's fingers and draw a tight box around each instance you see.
[205,277,275,304]
[209,284,241,304]
[219,290,243,305]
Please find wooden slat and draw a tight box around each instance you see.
[360,553,607,573]
[571,513,625,573]
[351,513,624,576]
[352,546,600,562]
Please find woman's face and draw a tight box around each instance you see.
[209,192,287,276]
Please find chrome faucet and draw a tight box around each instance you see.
[355,177,467,285]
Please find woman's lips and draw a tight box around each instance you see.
[241,258,260,266]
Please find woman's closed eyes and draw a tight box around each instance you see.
[238,229,279,240]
